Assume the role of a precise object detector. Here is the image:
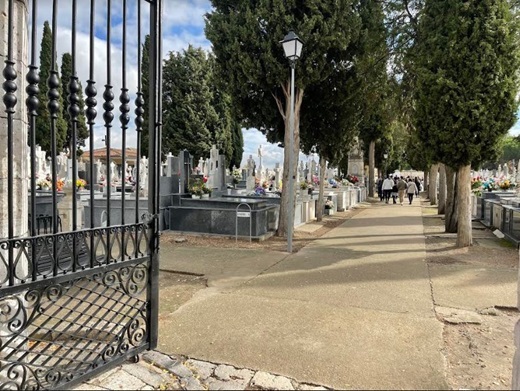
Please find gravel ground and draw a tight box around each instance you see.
[422,198,518,390]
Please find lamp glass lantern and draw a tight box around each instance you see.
[281,31,303,61]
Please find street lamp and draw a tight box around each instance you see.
[281,31,303,253]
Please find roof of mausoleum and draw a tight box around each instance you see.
[82,148,139,163]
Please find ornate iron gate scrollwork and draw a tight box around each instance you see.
[0,0,162,389]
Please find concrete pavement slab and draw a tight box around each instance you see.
[429,264,517,310]
[158,293,448,390]
[160,246,288,289]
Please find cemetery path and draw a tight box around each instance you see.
[157,198,450,390]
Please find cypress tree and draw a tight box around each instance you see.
[61,52,88,153]
[162,45,218,161]
[35,21,52,153]
[206,0,360,237]
[229,122,244,170]
[36,21,67,155]
[414,0,520,247]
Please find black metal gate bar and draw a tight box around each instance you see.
[70,0,79,272]
[50,0,59,271]
[147,0,162,349]
[104,0,113,259]
[135,0,143,228]
[4,0,16,286]
[87,0,97,269]
[120,0,129,257]
[28,0,38,259]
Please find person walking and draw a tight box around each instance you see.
[407,178,418,205]
[377,176,384,201]
[382,175,394,204]
[391,178,398,204]
[397,176,407,206]
[414,177,421,196]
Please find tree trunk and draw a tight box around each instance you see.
[456,164,472,247]
[445,165,458,233]
[276,85,304,237]
[423,170,429,195]
[438,163,446,214]
[368,140,375,198]
[429,164,439,205]
[317,155,326,222]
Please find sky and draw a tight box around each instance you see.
[31,0,519,168]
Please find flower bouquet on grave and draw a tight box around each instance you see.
[76,178,87,190]
[498,179,512,190]
[254,185,266,196]
[300,181,308,190]
[232,169,241,186]
[325,200,334,209]
[37,178,51,190]
[471,177,483,196]
[483,179,498,192]
[202,184,212,196]
[346,174,359,184]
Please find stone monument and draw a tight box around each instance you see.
[347,137,364,184]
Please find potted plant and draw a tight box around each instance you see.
[232,169,241,188]
[189,179,204,199]
[202,184,212,199]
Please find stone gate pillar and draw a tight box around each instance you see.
[0,0,29,241]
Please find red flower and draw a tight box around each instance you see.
[203,176,208,183]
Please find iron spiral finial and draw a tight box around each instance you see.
[119,88,130,126]
[3,60,18,114]
[47,70,60,119]
[67,75,81,121]
[26,65,40,115]
[85,80,97,125]
[103,84,114,126]
[134,93,145,130]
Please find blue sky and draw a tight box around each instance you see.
[33,0,519,168]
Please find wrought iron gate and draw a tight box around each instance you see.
[0,0,162,389]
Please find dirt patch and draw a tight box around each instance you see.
[161,206,366,253]
[442,309,517,390]
[158,272,207,317]
[421,198,518,389]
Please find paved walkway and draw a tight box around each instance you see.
[154,198,448,390]
[81,195,520,389]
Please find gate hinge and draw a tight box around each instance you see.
[141,212,159,226]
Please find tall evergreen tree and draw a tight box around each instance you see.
[206,0,360,237]
[162,45,218,160]
[229,123,244,170]
[61,53,88,152]
[140,35,151,158]
[35,21,67,155]
[414,0,520,247]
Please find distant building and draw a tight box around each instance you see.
[82,148,138,165]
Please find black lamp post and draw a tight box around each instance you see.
[280,31,303,253]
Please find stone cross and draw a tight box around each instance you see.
[274,163,281,190]
[246,155,255,177]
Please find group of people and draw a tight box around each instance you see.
[377,175,422,205]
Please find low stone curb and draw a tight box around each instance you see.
[75,350,331,390]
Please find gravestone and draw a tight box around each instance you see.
[274,163,281,189]
[180,150,191,193]
[347,137,364,184]
[258,145,264,181]
[207,145,218,188]
[310,160,317,181]
[246,154,255,177]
